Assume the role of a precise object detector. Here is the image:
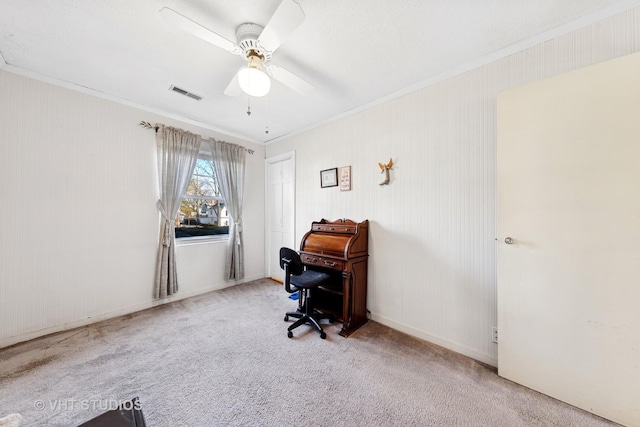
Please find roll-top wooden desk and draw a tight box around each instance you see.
[299,218,369,337]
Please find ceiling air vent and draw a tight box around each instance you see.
[169,85,202,101]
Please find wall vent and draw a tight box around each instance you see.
[169,85,202,101]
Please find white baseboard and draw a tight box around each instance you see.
[0,275,266,349]
[370,313,498,367]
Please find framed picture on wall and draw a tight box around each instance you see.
[339,166,351,191]
[320,168,338,188]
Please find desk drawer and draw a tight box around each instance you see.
[301,254,344,271]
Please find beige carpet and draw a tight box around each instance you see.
[0,279,617,426]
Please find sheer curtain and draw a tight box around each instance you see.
[155,125,201,298]
[209,138,246,280]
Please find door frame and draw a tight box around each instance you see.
[264,151,296,280]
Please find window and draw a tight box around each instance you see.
[175,153,229,239]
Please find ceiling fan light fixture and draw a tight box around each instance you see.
[238,67,271,97]
[238,52,271,97]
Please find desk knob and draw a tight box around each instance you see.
[504,237,514,245]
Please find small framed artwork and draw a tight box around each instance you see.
[320,168,338,188]
[339,166,351,191]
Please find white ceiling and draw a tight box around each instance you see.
[1,0,638,143]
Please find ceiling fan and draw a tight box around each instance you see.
[160,0,314,98]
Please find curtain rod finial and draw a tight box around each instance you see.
[139,121,158,131]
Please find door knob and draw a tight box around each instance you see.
[504,237,514,245]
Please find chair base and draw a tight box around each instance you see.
[284,308,333,339]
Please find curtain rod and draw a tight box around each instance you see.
[139,121,254,154]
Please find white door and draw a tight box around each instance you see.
[497,53,640,426]
[265,152,295,281]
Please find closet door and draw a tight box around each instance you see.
[497,53,640,426]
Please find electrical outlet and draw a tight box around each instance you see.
[492,327,498,343]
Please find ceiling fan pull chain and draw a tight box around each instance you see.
[247,95,252,116]
[265,95,270,134]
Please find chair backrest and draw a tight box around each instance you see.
[280,247,303,294]
[279,247,303,275]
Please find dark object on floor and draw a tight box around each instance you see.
[280,247,333,339]
[77,397,146,427]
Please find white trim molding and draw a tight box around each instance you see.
[371,314,498,367]
[0,273,264,350]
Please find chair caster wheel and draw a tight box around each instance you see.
[284,315,289,321]
[287,331,293,338]
[320,332,326,339]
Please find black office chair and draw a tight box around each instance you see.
[280,247,333,339]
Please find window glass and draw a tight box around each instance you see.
[175,156,229,238]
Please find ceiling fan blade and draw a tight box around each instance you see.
[159,7,239,54]
[224,71,243,96]
[266,64,314,95]
[258,0,305,53]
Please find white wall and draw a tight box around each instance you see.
[0,70,265,348]
[266,7,640,366]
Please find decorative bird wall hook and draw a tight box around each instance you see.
[378,158,393,185]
